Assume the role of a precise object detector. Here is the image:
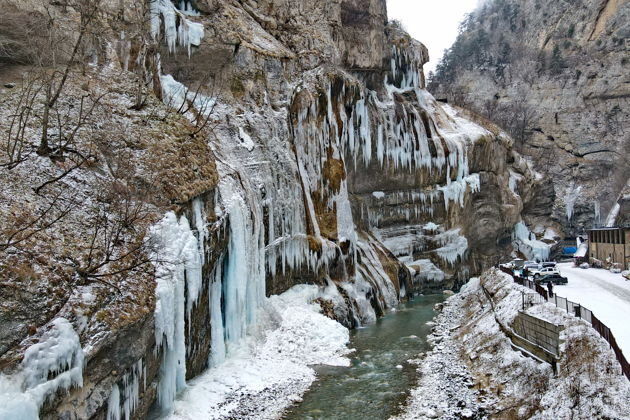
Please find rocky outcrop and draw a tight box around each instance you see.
[430,0,630,236]
[0,0,547,418]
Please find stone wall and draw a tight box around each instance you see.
[511,311,563,357]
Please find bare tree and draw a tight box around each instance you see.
[62,152,158,290]
[2,75,43,169]
[37,0,104,156]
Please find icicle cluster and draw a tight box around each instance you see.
[386,44,424,91]
[106,359,146,420]
[0,318,84,420]
[564,183,582,221]
[433,228,468,266]
[409,259,445,283]
[150,0,204,56]
[513,221,551,261]
[150,211,202,410]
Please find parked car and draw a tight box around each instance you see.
[509,259,525,270]
[536,273,568,285]
[524,263,541,277]
[534,266,560,278]
[541,261,557,268]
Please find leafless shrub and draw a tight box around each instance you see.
[0,190,77,253]
[0,8,48,65]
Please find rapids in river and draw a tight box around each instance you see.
[283,294,444,420]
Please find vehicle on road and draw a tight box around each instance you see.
[509,259,525,270]
[524,262,541,277]
[536,273,568,285]
[534,266,560,279]
[541,261,557,268]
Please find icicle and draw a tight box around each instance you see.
[107,385,121,420]
[209,259,226,367]
[150,0,204,56]
[150,212,205,410]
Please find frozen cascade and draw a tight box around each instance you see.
[150,212,201,410]
[564,184,582,221]
[0,318,84,420]
[409,259,445,283]
[209,259,226,367]
[606,203,620,227]
[106,385,120,420]
[433,229,468,266]
[594,200,601,225]
[217,176,266,348]
[513,221,551,261]
[508,170,523,195]
[160,74,215,121]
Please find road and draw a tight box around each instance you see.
[555,262,630,358]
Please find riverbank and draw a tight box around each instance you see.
[283,294,444,420]
[394,269,630,420]
[164,285,351,420]
[162,288,444,420]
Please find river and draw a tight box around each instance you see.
[282,294,444,420]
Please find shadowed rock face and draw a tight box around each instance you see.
[430,0,630,236]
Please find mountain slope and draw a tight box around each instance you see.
[430,0,630,234]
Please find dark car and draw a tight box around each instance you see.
[536,273,568,285]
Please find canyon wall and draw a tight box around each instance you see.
[430,0,630,235]
[0,0,543,418]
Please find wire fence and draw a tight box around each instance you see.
[499,266,630,381]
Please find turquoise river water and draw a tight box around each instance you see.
[283,294,444,420]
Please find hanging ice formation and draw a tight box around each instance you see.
[149,212,201,410]
[513,221,551,261]
[106,360,146,420]
[564,183,582,221]
[0,318,84,420]
[150,0,204,56]
[215,176,266,349]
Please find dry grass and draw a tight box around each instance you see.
[0,63,218,367]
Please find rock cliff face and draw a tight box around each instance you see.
[0,0,543,418]
[430,0,630,235]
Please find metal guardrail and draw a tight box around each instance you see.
[499,266,630,381]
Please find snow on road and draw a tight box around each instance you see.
[555,262,630,358]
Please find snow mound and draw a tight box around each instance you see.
[167,285,350,420]
[395,269,630,419]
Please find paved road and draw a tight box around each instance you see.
[555,262,630,356]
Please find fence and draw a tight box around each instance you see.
[499,266,630,381]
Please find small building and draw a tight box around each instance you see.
[587,227,630,270]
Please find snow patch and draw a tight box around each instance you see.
[166,285,350,420]
[238,127,255,152]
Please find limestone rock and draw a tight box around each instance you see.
[430,0,630,235]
